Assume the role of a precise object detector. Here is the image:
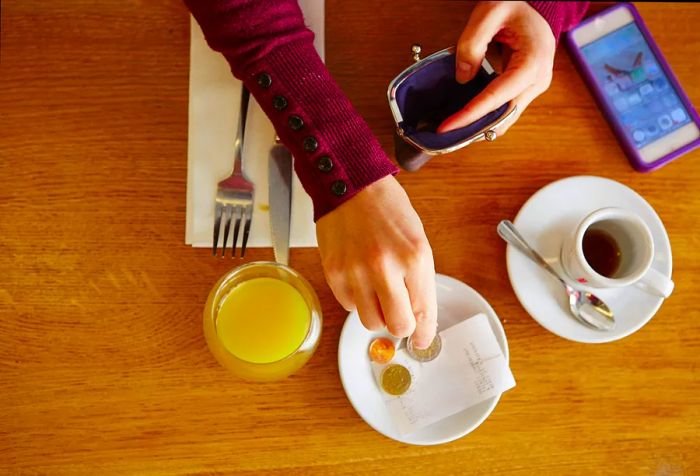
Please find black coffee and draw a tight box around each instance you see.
[582,228,621,277]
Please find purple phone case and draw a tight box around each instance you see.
[565,2,700,172]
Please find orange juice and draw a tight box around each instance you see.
[216,278,310,364]
[203,262,322,381]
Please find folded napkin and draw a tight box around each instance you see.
[185,1,324,248]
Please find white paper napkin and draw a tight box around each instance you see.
[186,1,324,247]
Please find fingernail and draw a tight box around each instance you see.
[457,61,472,74]
[456,61,472,84]
[412,337,429,350]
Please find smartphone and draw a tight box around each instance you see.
[566,3,700,172]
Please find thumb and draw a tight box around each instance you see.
[456,2,508,84]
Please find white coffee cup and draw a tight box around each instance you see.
[561,207,673,298]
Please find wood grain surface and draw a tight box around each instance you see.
[1,1,699,474]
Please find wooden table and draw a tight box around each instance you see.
[2,1,699,474]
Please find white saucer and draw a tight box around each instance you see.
[506,176,672,344]
[338,274,509,445]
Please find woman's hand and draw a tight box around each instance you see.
[438,1,556,134]
[316,175,437,349]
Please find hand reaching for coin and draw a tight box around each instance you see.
[316,175,437,349]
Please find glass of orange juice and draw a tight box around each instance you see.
[203,261,322,381]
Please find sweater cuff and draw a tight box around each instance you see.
[240,38,399,221]
[528,1,590,41]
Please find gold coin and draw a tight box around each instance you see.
[380,364,412,396]
[369,337,395,364]
[407,334,442,362]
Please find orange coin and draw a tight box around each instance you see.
[369,337,395,364]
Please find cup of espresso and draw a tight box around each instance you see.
[560,207,674,297]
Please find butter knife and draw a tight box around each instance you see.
[268,139,293,266]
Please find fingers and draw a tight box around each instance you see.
[497,83,541,134]
[405,263,437,349]
[321,260,356,312]
[445,0,556,134]
[373,273,416,339]
[437,51,538,133]
[351,274,386,332]
[315,176,438,342]
[456,2,509,83]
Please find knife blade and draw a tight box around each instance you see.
[268,141,293,266]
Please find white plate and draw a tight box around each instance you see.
[338,274,509,445]
[507,176,672,343]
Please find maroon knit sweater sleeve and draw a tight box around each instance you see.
[528,1,590,40]
[185,0,399,221]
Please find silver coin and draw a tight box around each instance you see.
[406,334,442,362]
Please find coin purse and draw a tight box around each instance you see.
[388,46,518,171]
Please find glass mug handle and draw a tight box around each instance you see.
[634,267,674,298]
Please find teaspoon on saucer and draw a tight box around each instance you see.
[497,220,615,331]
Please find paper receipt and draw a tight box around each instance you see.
[372,313,515,435]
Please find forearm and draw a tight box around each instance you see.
[186,0,398,221]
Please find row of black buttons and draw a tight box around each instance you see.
[256,72,346,197]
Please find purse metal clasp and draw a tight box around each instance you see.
[387,44,518,170]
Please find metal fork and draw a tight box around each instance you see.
[212,86,255,258]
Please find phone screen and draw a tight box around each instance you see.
[580,23,691,150]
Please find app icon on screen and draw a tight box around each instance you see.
[605,82,620,96]
[639,83,653,96]
[671,108,687,123]
[614,97,629,112]
[628,92,642,106]
[658,115,673,130]
[643,61,659,78]
[631,68,646,84]
[653,78,669,91]
[621,112,634,125]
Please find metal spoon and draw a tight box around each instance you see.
[497,220,615,331]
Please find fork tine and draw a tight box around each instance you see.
[221,205,233,258]
[212,204,223,256]
[231,205,243,258]
[240,205,253,258]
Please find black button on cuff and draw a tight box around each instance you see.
[303,136,318,152]
[272,95,288,111]
[257,72,272,89]
[331,180,347,196]
[288,115,304,131]
[317,156,333,172]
